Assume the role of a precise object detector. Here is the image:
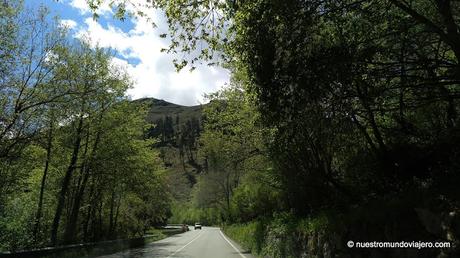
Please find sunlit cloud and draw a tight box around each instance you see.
[59,19,78,29]
[63,1,229,106]
[67,0,112,16]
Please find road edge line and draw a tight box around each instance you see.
[166,231,204,258]
[219,230,248,258]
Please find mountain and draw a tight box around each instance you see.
[135,98,203,127]
[133,98,205,201]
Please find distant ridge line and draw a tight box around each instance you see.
[133,97,205,108]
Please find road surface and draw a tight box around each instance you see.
[93,227,254,258]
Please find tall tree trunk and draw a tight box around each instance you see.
[50,115,84,246]
[113,197,121,237]
[64,127,102,244]
[83,180,95,242]
[63,169,90,244]
[33,119,54,243]
[97,200,104,240]
[108,190,115,238]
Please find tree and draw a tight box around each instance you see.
[0,4,67,161]
[76,101,170,240]
[0,2,172,251]
[227,0,460,214]
[0,2,68,220]
[49,40,132,245]
[195,82,275,220]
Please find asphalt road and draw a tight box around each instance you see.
[93,227,254,258]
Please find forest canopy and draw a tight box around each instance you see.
[0,2,170,250]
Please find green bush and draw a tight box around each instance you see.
[223,221,262,254]
[223,212,331,258]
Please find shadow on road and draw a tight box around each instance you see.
[88,241,177,258]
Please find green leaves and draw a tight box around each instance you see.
[190,81,276,222]
[0,4,170,249]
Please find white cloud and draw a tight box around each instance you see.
[72,7,230,106]
[67,0,112,16]
[59,19,77,29]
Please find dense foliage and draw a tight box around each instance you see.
[0,3,170,251]
[231,0,460,215]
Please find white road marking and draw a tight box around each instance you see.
[167,231,204,258]
[219,230,247,258]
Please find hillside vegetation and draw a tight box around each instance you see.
[135,98,204,202]
[136,98,229,224]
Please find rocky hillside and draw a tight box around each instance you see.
[134,98,205,201]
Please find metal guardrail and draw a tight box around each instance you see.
[0,228,184,258]
[0,236,152,258]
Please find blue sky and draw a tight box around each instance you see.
[25,0,230,106]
